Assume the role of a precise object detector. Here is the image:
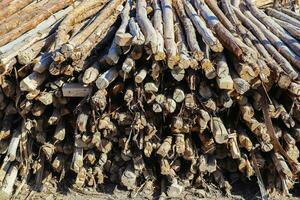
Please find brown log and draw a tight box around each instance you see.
[0,0,74,46]
[244,1,300,70]
[234,6,299,80]
[55,0,108,48]
[0,0,33,22]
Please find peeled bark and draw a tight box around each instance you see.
[136,0,158,54]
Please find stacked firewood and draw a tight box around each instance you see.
[0,0,300,198]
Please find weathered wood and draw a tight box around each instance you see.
[273,18,300,41]
[0,0,74,47]
[234,6,298,80]
[152,0,166,61]
[55,0,108,48]
[0,0,33,22]
[267,7,300,28]
[115,0,132,47]
[62,83,92,97]
[211,117,229,144]
[244,1,300,70]
[161,0,180,68]
[96,67,118,90]
[20,72,47,91]
[183,0,223,52]
[174,0,203,61]
[137,0,158,54]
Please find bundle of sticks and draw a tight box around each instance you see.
[0,0,300,198]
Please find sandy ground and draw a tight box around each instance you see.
[11,179,300,200]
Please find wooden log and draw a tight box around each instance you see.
[17,33,55,65]
[0,163,18,199]
[0,25,55,72]
[62,83,92,97]
[234,6,298,80]
[279,8,300,21]
[71,137,84,173]
[204,0,236,33]
[174,0,203,61]
[6,129,21,161]
[266,7,300,28]
[122,56,135,73]
[174,13,194,69]
[173,88,185,103]
[183,0,223,52]
[195,0,244,62]
[96,67,118,90]
[0,0,33,22]
[244,1,300,70]
[55,0,108,48]
[171,68,185,81]
[249,8,300,56]
[0,0,46,36]
[211,117,229,144]
[129,17,145,46]
[215,53,233,90]
[238,128,253,152]
[82,61,100,84]
[64,2,123,66]
[20,72,47,91]
[115,0,132,47]
[152,0,166,61]
[273,18,300,41]
[135,68,148,83]
[161,0,180,68]
[136,0,158,54]
[0,0,74,46]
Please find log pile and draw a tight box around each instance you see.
[0,0,300,198]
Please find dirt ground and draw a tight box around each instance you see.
[12,179,300,200]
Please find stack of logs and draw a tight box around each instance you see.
[0,0,300,199]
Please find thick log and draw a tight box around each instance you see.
[20,72,47,91]
[152,0,166,61]
[136,0,158,54]
[62,83,92,97]
[17,33,55,65]
[115,0,132,47]
[96,67,119,90]
[161,0,180,68]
